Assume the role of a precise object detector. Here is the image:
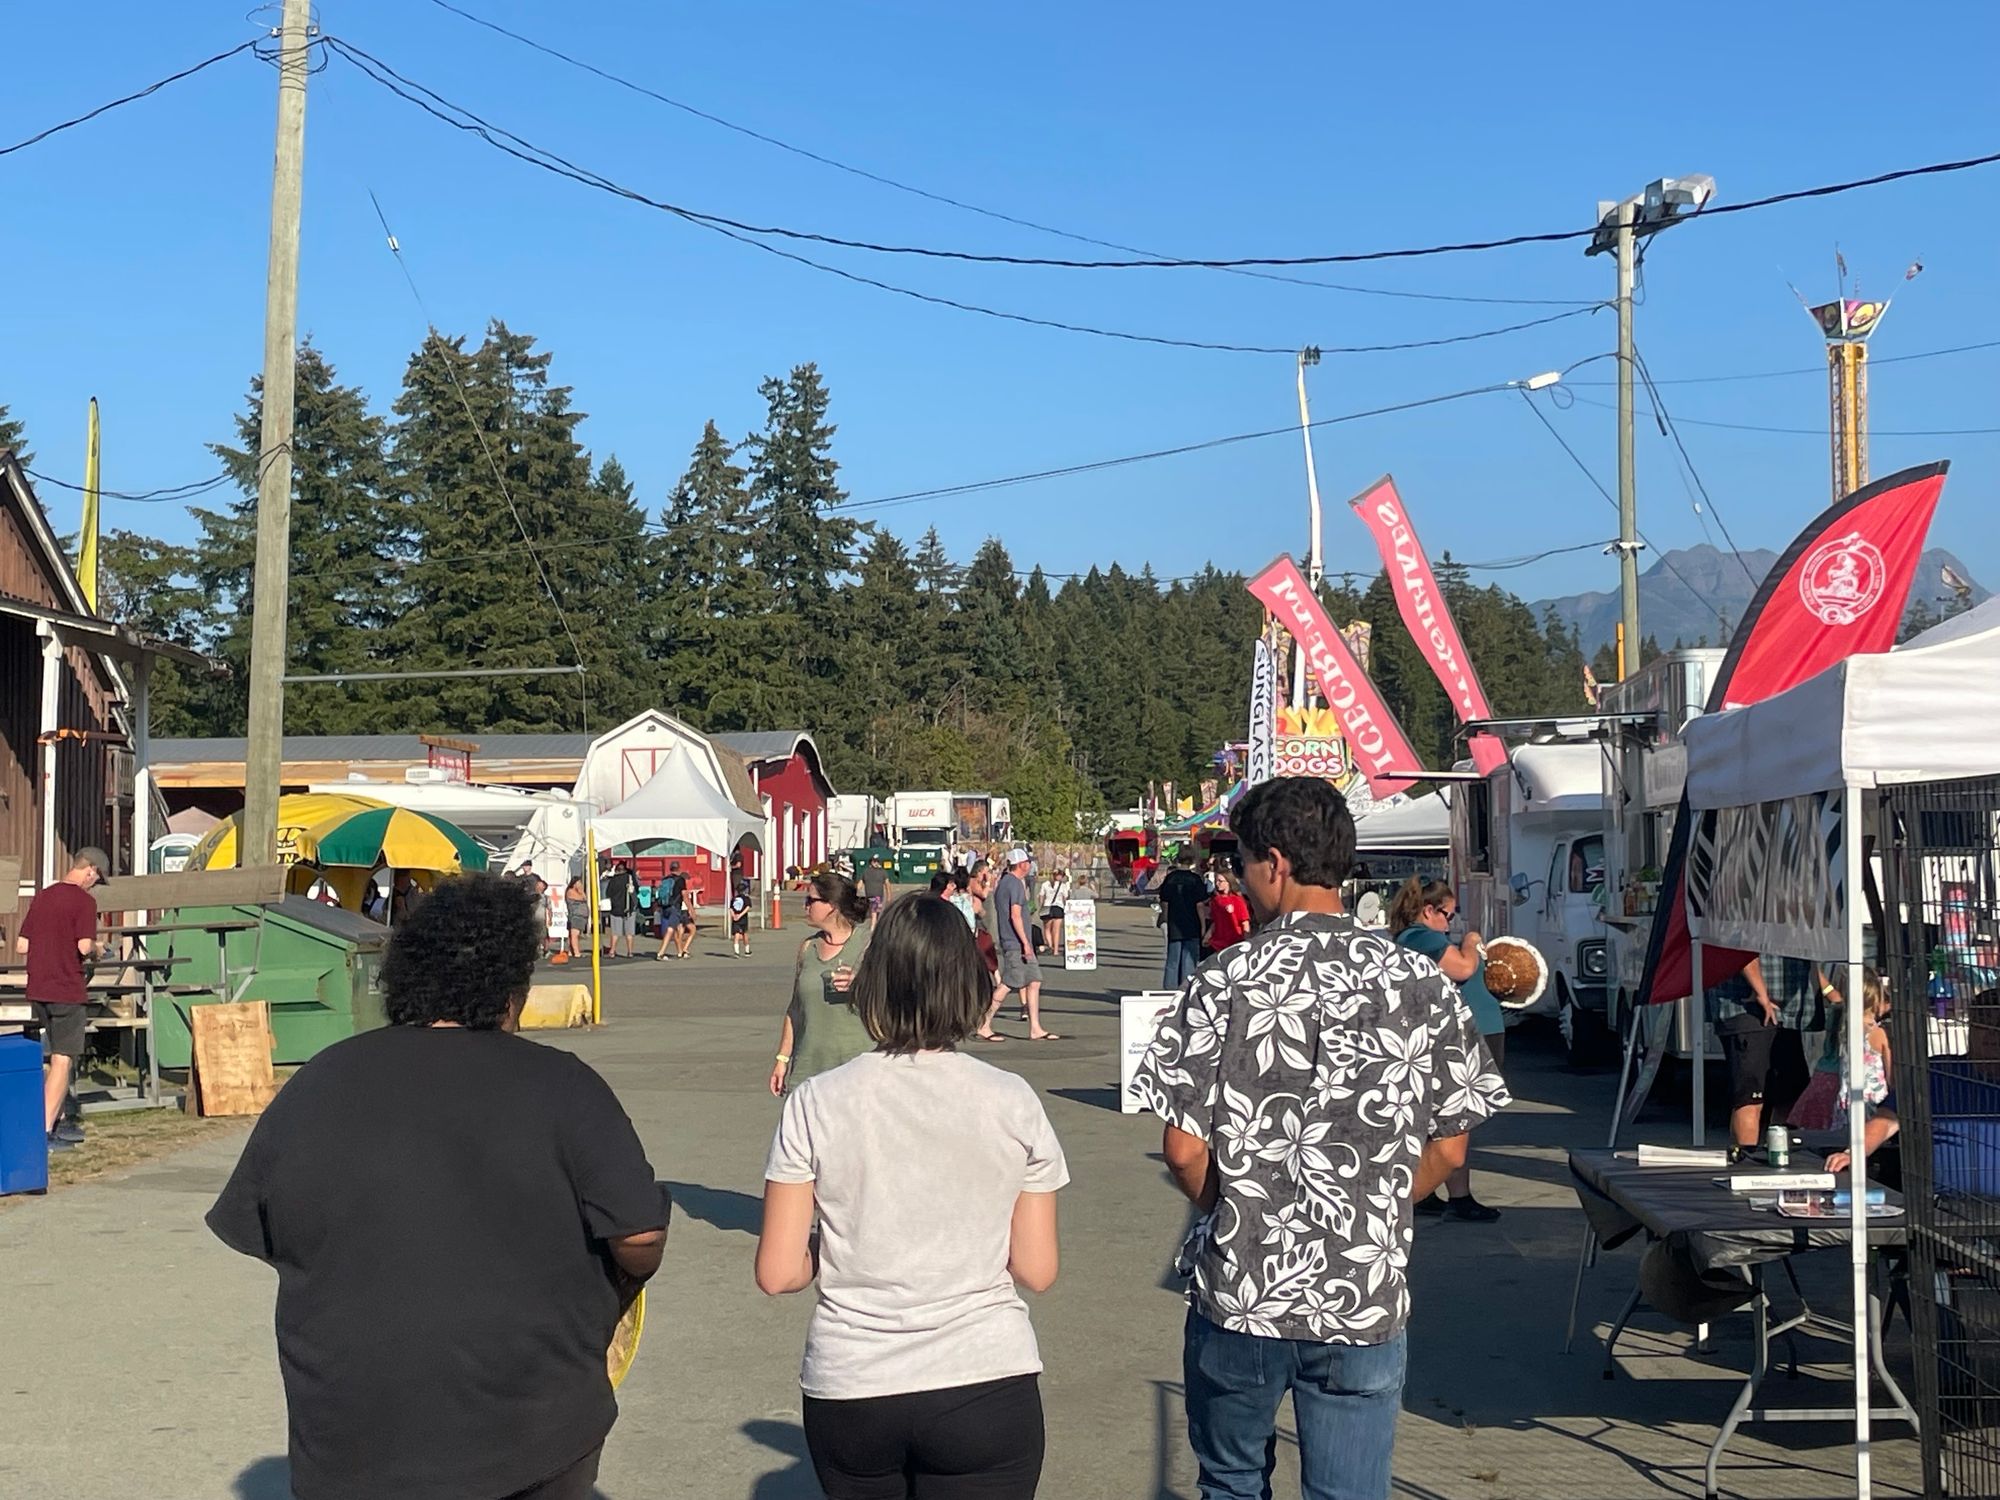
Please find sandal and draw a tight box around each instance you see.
[974,1031,1009,1043]
[1028,1032,1064,1042]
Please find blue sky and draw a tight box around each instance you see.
[3,1,1996,605]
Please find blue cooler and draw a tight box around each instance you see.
[0,1033,48,1195]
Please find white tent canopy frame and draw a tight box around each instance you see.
[1352,791,1449,853]
[1681,597,2000,1499]
[590,748,765,866]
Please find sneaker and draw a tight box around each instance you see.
[1444,1195,1501,1223]
[51,1119,85,1146]
[47,1132,78,1153]
[1414,1194,1446,1217]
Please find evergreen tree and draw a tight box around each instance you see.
[196,341,403,733]
[0,402,30,466]
[744,363,856,705]
[655,419,790,727]
[95,529,214,736]
[385,322,643,733]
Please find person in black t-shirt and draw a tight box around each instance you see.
[208,873,669,1500]
[1156,850,1210,989]
[602,864,638,960]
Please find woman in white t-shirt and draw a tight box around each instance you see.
[757,894,1069,1499]
[1036,869,1070,957]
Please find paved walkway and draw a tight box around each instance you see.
[0,897,1919,1498]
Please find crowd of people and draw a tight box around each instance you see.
[192,776,1510,1500]
[505,858,758,964]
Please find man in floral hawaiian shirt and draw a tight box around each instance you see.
[1135,776,1509,1500]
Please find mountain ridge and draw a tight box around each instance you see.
[1531,544,1987,654]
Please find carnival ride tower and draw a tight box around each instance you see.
[1807,283,1904,505]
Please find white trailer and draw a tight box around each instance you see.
[827,793,884,853]
[1449,740,1611,1061]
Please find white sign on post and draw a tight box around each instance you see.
[1119,991,1183,1114]
[1062,897,1097,970]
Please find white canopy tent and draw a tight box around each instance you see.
[1681,597,2000,1498]
[591,749,765,864]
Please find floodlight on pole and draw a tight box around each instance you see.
[1585,173,1716,679]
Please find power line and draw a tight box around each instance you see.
[0,39,264,160]
[1514,390,1720,628]
[25,466,235,503]
[316,46,2000,273]
[1631,347,1760,590]
[286,377,1520,584]
[1568,336,2000,387]
[1563,391,2000,436]
[423,0,1596,309]
[838,382,1517,511]
[328,39,1601,358]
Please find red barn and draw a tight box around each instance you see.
[713,732,836,877]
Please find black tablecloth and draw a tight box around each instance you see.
[1569,1148,1905,1274]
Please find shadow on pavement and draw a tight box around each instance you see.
[663,1180,764,1236]
[742,1418,818,1499]
[1049,1086,1123,1113]
[233,1455,615,1500]
[232,1458,293,1500]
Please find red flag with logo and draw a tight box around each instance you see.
[1639,461,1949,1005]
[1348,475,1506,775]
[1246,555,1422,797]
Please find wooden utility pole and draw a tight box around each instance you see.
[241,0,312,866]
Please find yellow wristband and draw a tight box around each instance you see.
[775,1053,791,1064]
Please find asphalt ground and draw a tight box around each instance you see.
[0,893,1920,1498]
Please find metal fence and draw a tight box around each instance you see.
[1877,773,2000,1499]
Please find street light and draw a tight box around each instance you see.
[1293,346,1325,709]
[1585,173,1716,679]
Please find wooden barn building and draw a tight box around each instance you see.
[1,454,205,919]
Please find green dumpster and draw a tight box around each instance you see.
[151,896,390,1069]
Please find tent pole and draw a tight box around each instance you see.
[1843,783,1872,1499]
[1689,933,1706,1148]
[587,826,603,1026]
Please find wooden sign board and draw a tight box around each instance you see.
[95,865,287,914]
[189,1001,279,1117]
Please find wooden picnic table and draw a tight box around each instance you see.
[0,953,208,1109]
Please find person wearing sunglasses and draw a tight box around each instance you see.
[1389,877,1505,1223]
[769,872,875,1097]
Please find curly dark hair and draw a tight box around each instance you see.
[380,871,542,1029]
[1230,776,1356,888]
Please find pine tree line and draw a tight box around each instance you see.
[93,328,1596,839]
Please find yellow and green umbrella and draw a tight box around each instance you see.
[188,792,390,873]
[308,806,488,872]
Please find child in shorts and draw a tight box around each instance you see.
[729,878,752,958]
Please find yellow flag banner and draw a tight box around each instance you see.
[78,397,101,610]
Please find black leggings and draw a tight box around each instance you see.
[803,1374,1044,1499]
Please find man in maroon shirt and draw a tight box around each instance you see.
[15,847,108,1148]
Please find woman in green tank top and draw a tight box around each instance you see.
[768,871,875,1095]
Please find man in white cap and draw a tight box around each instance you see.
[15,846,109,1149]
[989,848,1060,1041]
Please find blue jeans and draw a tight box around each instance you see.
[1164,935,1203,989]
[1182,1309,1406,1500]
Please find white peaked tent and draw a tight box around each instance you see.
[592,748,764,859]
[1680,596,2000,1499]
